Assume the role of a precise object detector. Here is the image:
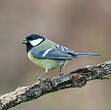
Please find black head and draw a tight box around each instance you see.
[22,34,45,52]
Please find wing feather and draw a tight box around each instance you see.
[31,48,73,60]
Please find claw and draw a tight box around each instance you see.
[59,72,64,76]
[37,69,49,82]
[37,76,45,82]
[59,66,64,76]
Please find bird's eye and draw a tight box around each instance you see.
[31,38,34,40]
[27,37,34,40]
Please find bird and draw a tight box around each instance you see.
[22,34,100,80]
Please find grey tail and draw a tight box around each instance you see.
[74,52,101,56]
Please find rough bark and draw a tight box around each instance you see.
[0,60,111,110]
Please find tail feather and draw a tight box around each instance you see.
[74,52,101,56]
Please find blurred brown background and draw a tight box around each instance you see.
[0,0,111,110]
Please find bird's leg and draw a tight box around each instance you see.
[59,66,64,76]
[38,69,49,81]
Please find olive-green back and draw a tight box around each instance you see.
[32,39,56,52]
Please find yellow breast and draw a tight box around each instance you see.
[28,51,68,70]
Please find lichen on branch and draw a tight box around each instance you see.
[0,60,111,110]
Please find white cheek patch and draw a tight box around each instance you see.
[29,38,43,46]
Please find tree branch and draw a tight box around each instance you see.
[0,60,111,110]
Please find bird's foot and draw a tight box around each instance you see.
[59,72,64,76]
[37,76,45,82]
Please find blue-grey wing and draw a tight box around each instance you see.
[53,43,101,56]
[31,48,74,60]
[54,43,76,56]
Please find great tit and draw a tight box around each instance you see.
[22,34,100,80]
